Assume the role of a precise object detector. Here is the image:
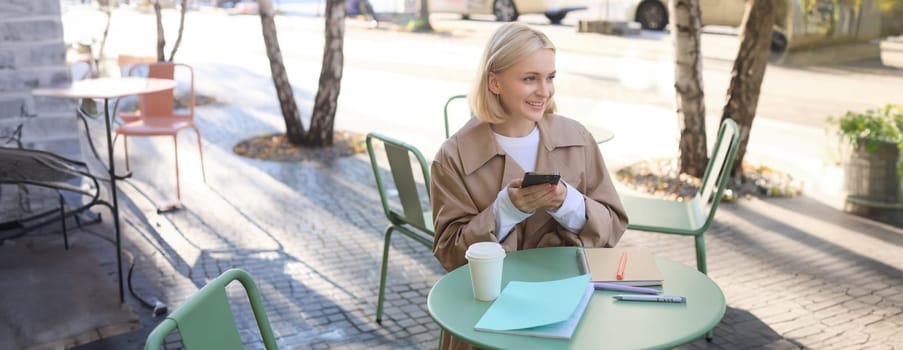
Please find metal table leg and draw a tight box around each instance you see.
[102,97,124,303]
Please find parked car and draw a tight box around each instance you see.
[429,0,587,24]
[625,0,788,51]
[627,0,750,31]
[229,0,259,14]
[212,0,241,8]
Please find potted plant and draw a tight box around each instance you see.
[828,104,903,206]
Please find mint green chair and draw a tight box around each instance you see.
[144,269,278,350]
[366,132,434,324]
[443,94,470,139]
[620,119,741,276]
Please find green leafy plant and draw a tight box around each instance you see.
[831,104,903,152]
[828,104,903,176]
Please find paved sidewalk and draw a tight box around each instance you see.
[59,59,903,350]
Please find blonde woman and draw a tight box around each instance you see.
[431,22,628,273]
[430,22,629,349]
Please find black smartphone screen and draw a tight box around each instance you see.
[522,171,560,187]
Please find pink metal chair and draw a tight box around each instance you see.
[116,55,158,124]
[114,62,206,210]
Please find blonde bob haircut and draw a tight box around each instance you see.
[469,23,557,124]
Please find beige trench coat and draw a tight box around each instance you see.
[430,114,629,350]
[431,114,629,272]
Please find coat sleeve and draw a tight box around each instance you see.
[574,129,629,247]
[430,148,499,272]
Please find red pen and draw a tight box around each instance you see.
[616,252,628,280]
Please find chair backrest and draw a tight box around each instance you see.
[443,94,471,139]
[0,147,99,198]
[128,62,195,119]
[144,269,278,350]
[117,54,156,78]
[365,132,433,233]
[696,118,741,229]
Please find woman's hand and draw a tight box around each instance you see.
[507,178,567,213]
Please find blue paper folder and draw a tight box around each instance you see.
[474,274,592,339]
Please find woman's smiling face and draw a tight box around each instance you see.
[489,48,556,128]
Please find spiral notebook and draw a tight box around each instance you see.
[577,248,663,286]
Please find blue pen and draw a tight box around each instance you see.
[592,282,661,295]
[613,294,686,303]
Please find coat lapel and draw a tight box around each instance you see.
[500,152,524,190]
[536,115,584,185]
[459,120,501,176]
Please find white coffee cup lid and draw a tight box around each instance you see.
[465,242,506,260]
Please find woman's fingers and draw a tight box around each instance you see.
[512,183,558,212]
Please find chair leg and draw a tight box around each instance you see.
[173,135,181,201]
[123,135,130,172]
[193,127,206,183]
[376,225,395,324]
[59,194,68,250]
[694,235,707,275]
[696,235,712,342]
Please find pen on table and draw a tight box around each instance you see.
[613,294,686,303]
[616,251,628,280]
[592,282,661,294]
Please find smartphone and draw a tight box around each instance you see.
[521,171,561,187]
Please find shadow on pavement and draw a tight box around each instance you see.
[73,143,441,348]
[681,306,804,349]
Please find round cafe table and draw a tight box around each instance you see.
[32,77,176,303]
[585,124,615,144]
[427,247,725,349]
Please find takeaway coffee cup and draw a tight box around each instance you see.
[465,242,506,301]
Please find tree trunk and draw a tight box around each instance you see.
[721,0,775,178]
[154,1,165,62]
[671,0,708,177]
[168,0,188,62]
[96,6,113,76]
[306,0,346,146]
[258,0,307,144]
[417,0,433,32]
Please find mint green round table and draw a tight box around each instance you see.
[585,125,615,144]
[427,247,725,349]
